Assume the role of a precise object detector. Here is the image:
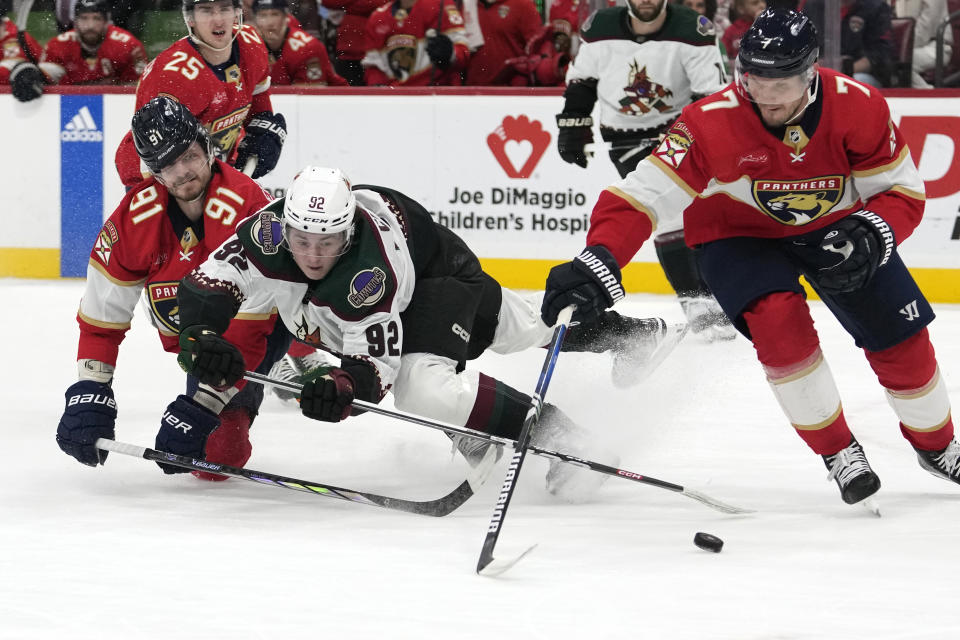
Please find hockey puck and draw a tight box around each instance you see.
[693,532,723,553]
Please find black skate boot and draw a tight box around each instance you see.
[533,403,620,503]
[915,439,960,484]
[563,311,687,388]
[822,437,881,504]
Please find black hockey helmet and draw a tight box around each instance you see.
[252,0,289,12]
[74,0,111,18]
[737,8,819,79]
[131,96,211,173]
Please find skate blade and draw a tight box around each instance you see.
[612,322,688,389]
[860,496,881,517]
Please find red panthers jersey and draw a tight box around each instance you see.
[267,25,348,85]
[42,25,147,85]
[77,160,272,367]
[465,0,542,86]
[586,67,926,267]
[362,0,469,86]
[115,25,273,187]
[0,18,44,84]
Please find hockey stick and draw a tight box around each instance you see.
[245,371,750,516]
[95,438,473,517]
[476,305,574,575]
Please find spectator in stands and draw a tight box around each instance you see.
[895,0,953,88]
[802,0,893,87]
[680,0,717,20]
[362,0,469,86]
[721,0,765,62]
[0,0,46,101]
[499,0,584,86]
[465,0,542,85]
[323,0,387,85]
[253,0,349,84]
[42,0,147,85]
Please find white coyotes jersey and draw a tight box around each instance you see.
[196,189,417,392]
[566,4,726,131]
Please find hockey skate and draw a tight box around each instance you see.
[680,296,738,343]
[915,439,960,485]
[564,311,687,389]
[449,433,503,487]
[822,437,881,505]
[533,403,619,503]
[266,350,339,403]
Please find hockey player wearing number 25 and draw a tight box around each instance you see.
[542,8,960,508]
[114,0,287,187]
[171,166,685,500]
[56,97,293,481]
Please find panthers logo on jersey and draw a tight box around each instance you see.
[753,176,845,225]
[147,282,181,334]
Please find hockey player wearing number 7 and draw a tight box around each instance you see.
[56,96,294,481]
[170,166,686,501]
[542,8,960,507]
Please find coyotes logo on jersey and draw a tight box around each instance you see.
[619,61,674,116]
[753,176,845,226]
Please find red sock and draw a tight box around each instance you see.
[192,408,253,482]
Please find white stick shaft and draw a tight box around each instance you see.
[95,438,146,457]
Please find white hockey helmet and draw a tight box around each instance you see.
[283,166,357,256]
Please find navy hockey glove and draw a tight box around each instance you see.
[542,245,625,326]
[556,114,593,168]
[234,112,286,179]
[810,210,895,295]
[10,62,44,102]
[57,380,117,466]
[300,368,355,422]
[177,325,245,390]
[155,395,221,474]
[426,34,454,69]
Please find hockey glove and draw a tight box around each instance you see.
[426,34,455,69]
[10,62,44,102]
[810,210,895,295]
[234,112,287,179]
[300,368,355,422]
[177,325,245,390]
[556,114,593,168]
[56,380,117,467]
[155,395,221,474]
[541,245,625,326]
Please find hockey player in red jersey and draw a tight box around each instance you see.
[57,97,288,482]
[362,0,470,86]
[42,0,147,85]
[542,9,959,507]
[115,0,287,187]
[0,0,47,102]
[252,0,347,86]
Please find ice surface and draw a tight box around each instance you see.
[3,279,960,639]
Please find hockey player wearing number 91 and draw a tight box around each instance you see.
[170,166,685,501]
[542,8,960,507]
[56,96,295,481]
[113,0,287,187]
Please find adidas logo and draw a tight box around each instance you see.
[61,106,103,142]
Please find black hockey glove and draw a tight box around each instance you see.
[300,368,355,422]
[154,395,221,474]
[234,111,287,179]
[809,210,895,295]
[426,33,455,69]
[177,325,245,390]
[542,245,625,326]
[556,113,594,168]
[57,380,117,467]
[10,62,44,102]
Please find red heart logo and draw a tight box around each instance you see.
[487,115,551,179]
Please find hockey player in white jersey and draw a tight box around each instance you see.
[556,0,735,340]
[171,167,685,500]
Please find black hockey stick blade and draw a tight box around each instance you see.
[96,438,473,517]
